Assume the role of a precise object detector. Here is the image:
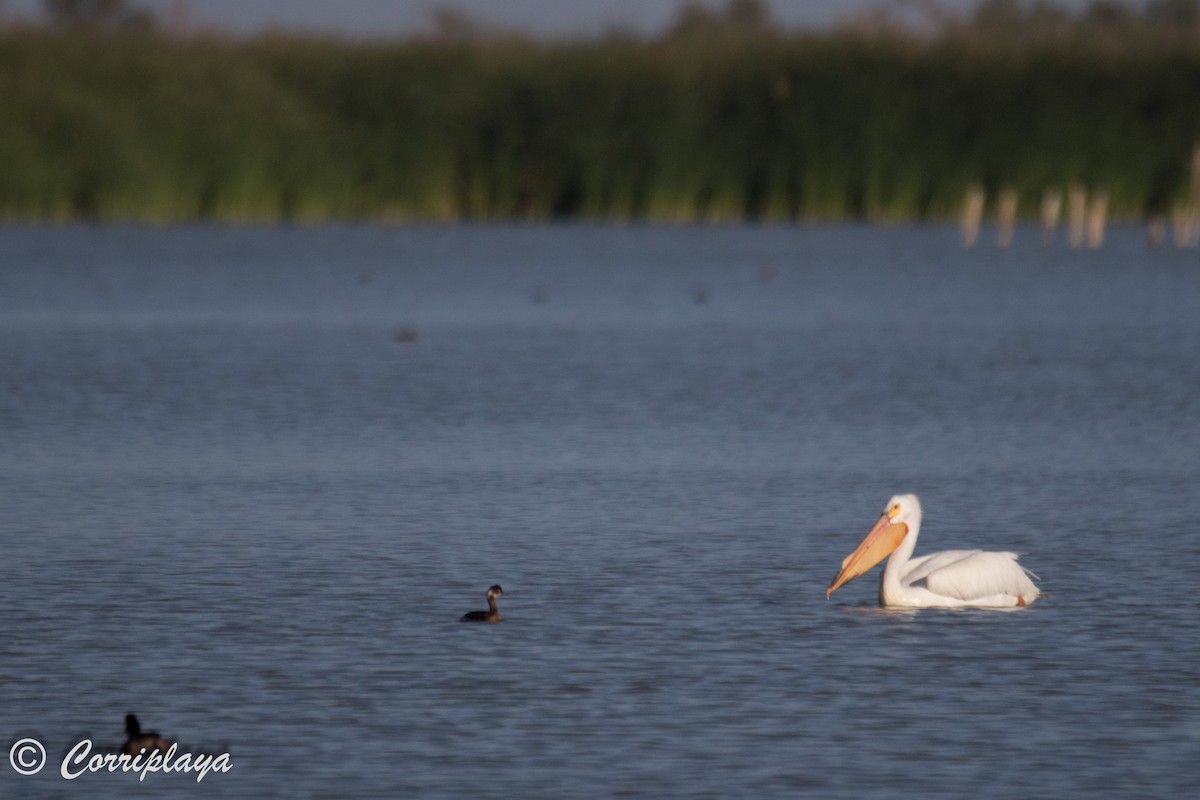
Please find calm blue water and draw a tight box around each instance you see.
[1,224,1198,798]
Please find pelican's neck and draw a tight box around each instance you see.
[880,515,920,604]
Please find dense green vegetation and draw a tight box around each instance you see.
[3,13,1200,222]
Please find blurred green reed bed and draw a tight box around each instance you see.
[2,29,1200,223]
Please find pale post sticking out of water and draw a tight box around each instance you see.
[1086,192,1108,249]
[996,188,1017,248]
[1171,207,1198,248]
[1147,217,1166,247]
[1041,189,1062,246]
[1066,184,1088,249]
[960,185,985,248]
[1175,142,1200,248]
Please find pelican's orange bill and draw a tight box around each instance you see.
[825,515,909,597]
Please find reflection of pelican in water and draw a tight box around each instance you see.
[826,495,1040,608]
[460,585,504,622]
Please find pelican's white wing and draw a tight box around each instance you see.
[907,550,1039,602]
[901,549,983,585]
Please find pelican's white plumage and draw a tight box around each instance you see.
[826,494,1040,608]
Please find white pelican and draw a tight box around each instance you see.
[825,494,1040,608]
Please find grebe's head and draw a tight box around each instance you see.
[486,585,504,598]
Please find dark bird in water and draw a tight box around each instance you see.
[122,714,172,755]
[460,585,504,623]
[391,326,419,343]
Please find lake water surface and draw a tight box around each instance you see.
[1,224,1198,798]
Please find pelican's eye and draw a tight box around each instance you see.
[888,504,901,518]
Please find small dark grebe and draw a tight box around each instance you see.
[122,714,172,756]
[460,585,504,623]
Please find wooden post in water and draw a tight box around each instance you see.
[1067,184,1087,249]
[1041,189,1062,246]
[961,184,985,248]
[1181,142,1200,247]
[1086,192,1108,249]
[1172,207,1198,248]
[996,189,1017,248]
[1147,217,1166,247]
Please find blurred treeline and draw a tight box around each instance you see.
[2,0,1200,222]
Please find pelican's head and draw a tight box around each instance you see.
[486,585,504,599]
[885,494,922,527]
[825,494,921,597]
